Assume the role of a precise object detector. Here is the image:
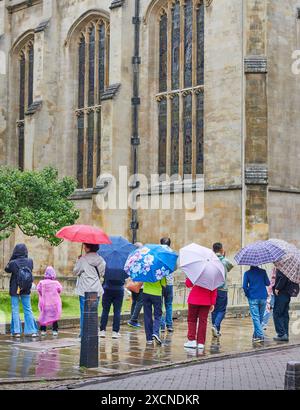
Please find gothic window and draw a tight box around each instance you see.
[157,0,205,178]
[16,38,34,170]
[75,18,110,189]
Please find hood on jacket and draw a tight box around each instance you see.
[10,244,28,260]
[84,252,105,267]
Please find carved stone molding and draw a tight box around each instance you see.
[25,100,43,115]
[35,19,51,33]
[101,83,121,101]
[245,164,268,185]
[110,0,125,10]
[245,56,268,74]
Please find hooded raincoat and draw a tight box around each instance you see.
[5,244,34,296]
[37,267,63,326]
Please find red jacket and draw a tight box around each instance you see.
[186,278,218,306]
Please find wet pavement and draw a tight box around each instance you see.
[0,313,300,383]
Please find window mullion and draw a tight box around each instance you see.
[166,3,172,175]
[179,1,185,177]
[83,29,89,189]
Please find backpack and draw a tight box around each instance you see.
[16,265,33,294]
[286,280,300,298]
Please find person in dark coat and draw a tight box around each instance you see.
[5,244,38,337]
[273,269,295,342]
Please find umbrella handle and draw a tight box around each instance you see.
[80,243,84,257]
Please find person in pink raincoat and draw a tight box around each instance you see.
[37,266,62,336]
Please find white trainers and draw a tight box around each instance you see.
[184,340,197,349]
[197,344,205,350]
[112,332,121,339]
[12,334,21,338]
[52,331,58,337]
[41,331,47,336]
[99,330,106,338]
[31,334,38,338]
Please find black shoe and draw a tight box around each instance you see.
[167,327,174,333]
[152,334,162,345]
[273,335,289,342]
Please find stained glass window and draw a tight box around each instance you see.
[76,18,109,189]
[78,36,85,108]
[159,13,168,93]
[156,0,205,179]
[17,38,34,170]
[197,1,205,86]
[183,93,193,175]
[196,91,204,174]
[171,95,179,175]
[184,0,193,88]
[171,2,180,90]
[158,98,167,175]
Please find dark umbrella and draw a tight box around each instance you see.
[98,236,136,280]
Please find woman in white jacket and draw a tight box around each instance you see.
[74,243,106,336]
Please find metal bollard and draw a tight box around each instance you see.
[80,292,99,369]
[284,362,300,390]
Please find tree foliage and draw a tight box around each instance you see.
[0,167,80,245]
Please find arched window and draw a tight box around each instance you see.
[16,37,34,170]
[156,0,204,178]
[75,17,110,189]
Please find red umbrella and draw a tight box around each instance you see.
[56,225,112,245]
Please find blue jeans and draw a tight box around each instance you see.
[273,293,291,337]
[130,289,143,324]
[79,295,100,337]
[248,299,267,339]
[100,289,124,333]
[11,295,38,335]
[211,290,228,332]
[143,293,162,341]
[262,294,275,328]
[161,285,173,329]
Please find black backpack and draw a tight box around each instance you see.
[287,280,300,298]
[16,265,33,293]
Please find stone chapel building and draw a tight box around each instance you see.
[0,0,300,292]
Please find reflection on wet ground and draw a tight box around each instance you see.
[0,313,299,381]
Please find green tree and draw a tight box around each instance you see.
[0,167,80,245]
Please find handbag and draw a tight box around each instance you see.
[125,278,143,294]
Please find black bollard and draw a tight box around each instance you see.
[80,292,99,369]
[284,361,300,390]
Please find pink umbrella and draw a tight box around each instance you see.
[56,224,112,245]
[179,243,225,291]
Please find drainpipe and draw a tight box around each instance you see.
[241,0,246,285]
[130,0,141,243]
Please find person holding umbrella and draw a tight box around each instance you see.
[74,243,106,337]
[125,244,178,346]
[243,266,270,343]
[98,236,136,339]
[235,240,286,343]
[180,244,224,350]
[56,224,111,338]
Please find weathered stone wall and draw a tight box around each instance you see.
[0,0,300,292]
[267,0,300,190]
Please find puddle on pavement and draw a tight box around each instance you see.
[0,315,299,381]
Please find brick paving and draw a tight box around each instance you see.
[76,346,300,390]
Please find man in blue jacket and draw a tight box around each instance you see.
[243,266,270,343]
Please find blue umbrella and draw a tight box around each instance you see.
[124,244,178,283]
[99,236,137,280]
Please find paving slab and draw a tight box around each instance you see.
[0,313,299,387]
